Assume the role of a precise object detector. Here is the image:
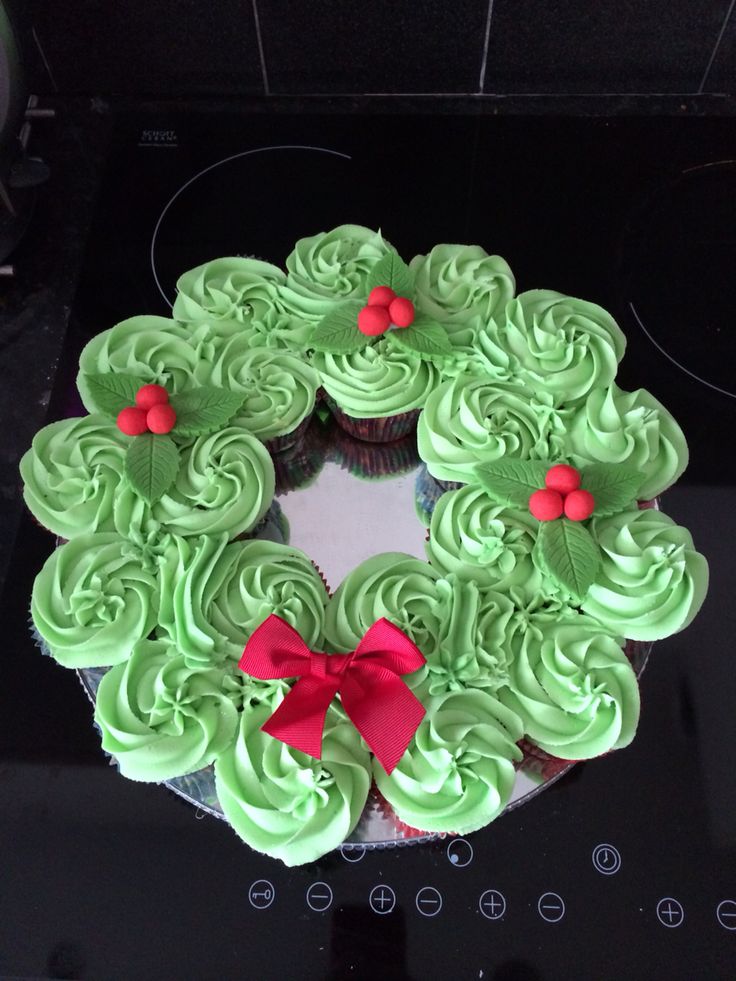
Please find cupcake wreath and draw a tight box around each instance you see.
[21,225,708,866]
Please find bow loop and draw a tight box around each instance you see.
[239,615,427,773]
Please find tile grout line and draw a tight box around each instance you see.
[698,0,736,93]
[478,0,495,94]
[251,0,270,96]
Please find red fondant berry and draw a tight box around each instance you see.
[545,463,581,495]
[389,296,415,328]
[529,488,564,521]
[117,406,149,436]
[564,489,595,521]
[368,285,396,308]
[135,383,169,411]
[146,402,177,434]
[358,304,391,336]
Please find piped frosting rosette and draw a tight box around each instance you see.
[31,533,160,668]
[77,316,200,411]
[20,415,128,538]
[214,697,372,866]
[581,509,708,641]
[418,373,567,484]
[497,614,640,759]
[173,256,310,353]
[113,427,274,543]
[427,484,542,598]
[475,290,626,404]
[565,383,688,500]
[156,535,328,669]
[94,638,240,782]
[193,336,318,445]
[373,689,523,834]
[278,224,391,321]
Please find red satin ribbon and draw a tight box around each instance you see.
[239,615,426,774]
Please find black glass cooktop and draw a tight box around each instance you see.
[2,111,735,981]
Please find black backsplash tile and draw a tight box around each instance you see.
[258,0,489,94]
[706,7,736,92]
[28,0,264,96]
[483,0,730,94]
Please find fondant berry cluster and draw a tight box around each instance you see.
[117,384,177,436]
[357,285,416,336]
[529,464,595,522]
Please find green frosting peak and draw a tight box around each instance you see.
[410,244,515,327]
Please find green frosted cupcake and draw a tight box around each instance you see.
[498,614,640,760]
[20,415,128,539]
[95,638,239,782]
[373,688,523,834]
[215,697,371,866]
[77,316,199,411]
[31,533,160,668]
[417,373,567,484]
[193,336,318,449]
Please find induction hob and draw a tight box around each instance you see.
[1,110,735,981]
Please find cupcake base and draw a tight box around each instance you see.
[326,397,420,443]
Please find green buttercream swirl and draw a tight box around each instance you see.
[423,576,515,695]
[215,698,371,866]
[427,485,541,596]
[20,415,127,539]
[31,533,159,668]
[173,256,285,329]
[279,224,390,321]
[324,552,441,672]
[566,383,688,501]
[582,509,709,641]
[313,334,439,419]
[417,373,567,483]
[498,614,640,759]
[113,426,274,542]
[77,316,199,412]
[409,243,515,328]
[483,290,627,403]
[156,535,328,668]
[194,336,318,440]
[373,689,523,834]
[94,638,239,782]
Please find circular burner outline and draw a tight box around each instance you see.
[150,144,353,307]
[625,160,736,401]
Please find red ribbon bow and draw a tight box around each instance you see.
[238,615,427,774]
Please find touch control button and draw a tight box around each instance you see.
[306,882,333,912]
[592,843,621,875]
[446,838,474,868]
[656,898,684,928]
[479,890,506,920]
[248,880,275,910]
[538,892,565,923]
[415,887,442,917]
[716,900,736,930]
[370,885,396,915]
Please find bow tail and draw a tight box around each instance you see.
[262,676,339,760]
[342,670,426,774]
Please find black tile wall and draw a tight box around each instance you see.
[483,0,731,94]
[257,0,490,94]
[26,0,263,96]
[707,4,736,92]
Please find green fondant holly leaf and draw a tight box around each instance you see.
[83,373,141,416]
[309,301,367,355]
[536,519,601,604]
[581,463,643,517]
[124,433,179,505]
[474,458,551,509]
[390,315,453,360]
[366,250,413,298]
[169,386,246,437]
